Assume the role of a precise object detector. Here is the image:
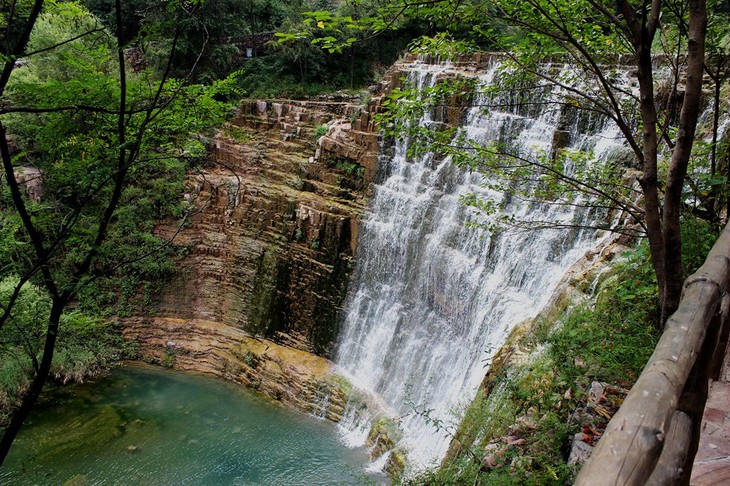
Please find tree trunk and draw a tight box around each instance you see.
[635,32,667,321]
[0,298,64,466]
[662,0,708,323]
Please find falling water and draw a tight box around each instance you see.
[334,59,629,471]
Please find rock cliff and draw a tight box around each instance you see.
[122,62,470,420]
[123,317,348,422]
[147,97,381,356]
[123,92,389,417]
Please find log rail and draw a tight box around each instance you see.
[576,222,730,485]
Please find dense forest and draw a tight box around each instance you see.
[0,0,728,483]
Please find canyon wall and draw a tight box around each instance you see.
[123,56,510,426]
[141,96,381,356]
[122,89,395,416]
[122,56,500,422]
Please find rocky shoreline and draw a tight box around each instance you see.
[122,317,349,422]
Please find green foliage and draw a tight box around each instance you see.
[161,350,175,368]
[276,10,365,54]
[0,356,33,425]
[0,1,43,55]
[282,0,491,55]
[312,123,329,141]
[238,29,408,97]
[0,276,50,357]
[0,277,125,424]
[324,156,365,181]
[0,209,28,276]
[681,215,721,277]
[84,0,293,82]
[243,351,257,368]
[1,2,237,315]
[409,33,478,61]
[234,0,417,97]
[329,373,354,397]
[89,0,415,88]
[222,125,254,143]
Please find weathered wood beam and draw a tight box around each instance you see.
[678,292,730,484]
[575,222,730,486]
[707,293,730,381]
[646,410,692,485]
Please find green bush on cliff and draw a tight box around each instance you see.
[1,1,238,318]
[313,124,330,141]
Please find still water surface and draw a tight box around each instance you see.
[1,363,376,485]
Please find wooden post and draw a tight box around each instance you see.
[575,223,730,485]
[678,292,730,484]
[676,293,727,485]
[646,411,692,486]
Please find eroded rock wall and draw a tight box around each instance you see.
[147,97,381,357]
[123,317,348,421]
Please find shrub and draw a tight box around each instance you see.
[312,124,329,142]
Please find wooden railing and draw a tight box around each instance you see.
[575,222,730,485]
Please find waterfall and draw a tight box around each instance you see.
[334,59,628,472]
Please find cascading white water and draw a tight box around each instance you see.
[335,59,629,472]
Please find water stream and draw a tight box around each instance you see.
[0,363,377,485]
[335,60,628,471]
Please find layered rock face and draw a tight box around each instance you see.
[149,97,381,356]
[123,317,348,422]
[122,66,441,418]
[123,94,388,417]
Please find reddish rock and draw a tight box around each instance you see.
[143,97,380,357]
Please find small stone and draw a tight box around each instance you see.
[568,433,594,466]
[589,381,605,400]
[63,474,89,486]
[504,436,527,446]
[516,414,537,431]
[510,455,533,472]
[483,453,499,469]
[482,442,507,470]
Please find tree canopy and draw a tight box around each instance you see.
[0,0,236,464]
